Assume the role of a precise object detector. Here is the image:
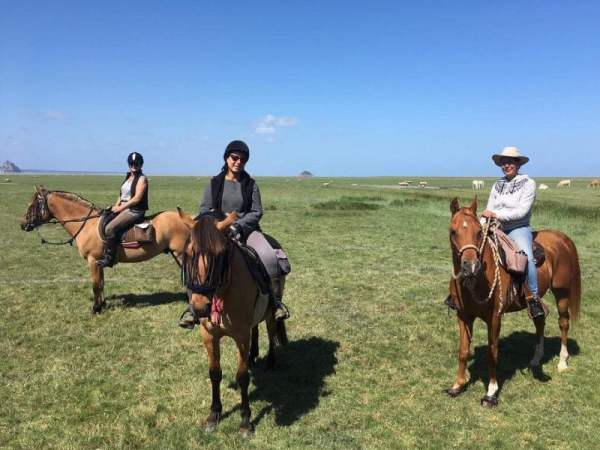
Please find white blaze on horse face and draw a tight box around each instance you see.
[462,221,468,228]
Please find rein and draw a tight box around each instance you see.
[452,217,505,311]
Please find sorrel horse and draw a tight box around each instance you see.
[178,208,288,437]
[447,197,581,406]
[20,187,190,314]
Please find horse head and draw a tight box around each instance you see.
[177,208,237,319]
[449,197,484,278]
[21,186,52,231]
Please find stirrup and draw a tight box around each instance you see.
[179,307,199,329]
[527,299,549,320]
[444,295,457,312]
[274,302,291,321]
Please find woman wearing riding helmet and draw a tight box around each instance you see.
[179,140,289,328]
[96,152,148,268]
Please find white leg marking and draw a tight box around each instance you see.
[530,336,544,367]
[486,381,499,397]
[558,344,569,372]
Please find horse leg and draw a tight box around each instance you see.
[249,325,259,367]
[482,315,501,407]
[553,288,571,371]
[447,313,474,397]
[530,314,546,367]
[265,315,278,371]
[200,328,222,430]
[89,259,106,314]
[234,330,254,437]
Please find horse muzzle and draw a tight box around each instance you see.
[461,259,481,278]
[190,300,212,320]
[20,220,35,232]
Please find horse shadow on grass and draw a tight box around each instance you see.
[105,291,188,309]
[462,331,580,395]
[222,337,340,427]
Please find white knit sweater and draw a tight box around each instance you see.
[485,174,536,231]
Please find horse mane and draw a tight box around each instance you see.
[191,216,229,256]
[51,191,100,211]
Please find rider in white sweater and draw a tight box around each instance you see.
[445,147,546,320]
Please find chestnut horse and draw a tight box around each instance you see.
[20,187,190,314]
[447,197,581,406]
[178,208,288,437]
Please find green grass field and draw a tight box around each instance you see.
[2,175,600,449]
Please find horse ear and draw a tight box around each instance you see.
[450,198,460,216]
[177,207,196,229]
[216,211,238,232]
[469,196,478,215]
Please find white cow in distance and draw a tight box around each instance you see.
[557,180,571,188]
[399,182,409,187]
[418,181,427,188]
[539,183,549,190]
[472,180,484,189]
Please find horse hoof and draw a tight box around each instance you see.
[238,425,254,438]
[202,420,218,431]
[481,395,498,407]
[445,387,465,398]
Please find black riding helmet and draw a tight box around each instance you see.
[127,152,144,167]
[223,140,250,162]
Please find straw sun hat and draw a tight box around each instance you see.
[491,146,529,166]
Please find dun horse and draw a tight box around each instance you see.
[20,187,190,314]
[178,208,288,437]
[447,197,581,406]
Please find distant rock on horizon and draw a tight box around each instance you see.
[299,170,313,177]
[1,160,21,173]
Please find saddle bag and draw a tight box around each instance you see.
[134,222,154,243]
[493,229,528,276]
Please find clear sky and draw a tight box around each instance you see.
[1,1,599,177]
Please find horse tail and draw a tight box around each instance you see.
[275,320,289,346]
[566,237,582,324]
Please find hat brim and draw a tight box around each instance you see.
[492,154,529,166]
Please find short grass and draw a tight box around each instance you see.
[1,175,600,449]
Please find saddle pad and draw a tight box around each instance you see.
[252,292,269,328]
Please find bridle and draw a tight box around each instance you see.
[27,190,103,246]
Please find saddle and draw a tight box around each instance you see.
[98,212,155,249]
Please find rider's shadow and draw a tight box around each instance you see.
[106,291,187,309]
[465,331,580,393]
[224,337,340,427]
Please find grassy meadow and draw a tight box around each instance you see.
[1,174,600,450]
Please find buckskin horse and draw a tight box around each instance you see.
[20,187,190,314]
[177,208,288,437]
[446,197,581,406]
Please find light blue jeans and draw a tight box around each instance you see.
[505,226,538,296]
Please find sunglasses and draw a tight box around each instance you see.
[500,160,518,166]
[230,155,247,164]
[129,162,141,168]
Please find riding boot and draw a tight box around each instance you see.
[96,234,118,268]
[527,295,546,320]
[270,276,289,321]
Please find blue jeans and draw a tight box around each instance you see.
[506,226,538,296]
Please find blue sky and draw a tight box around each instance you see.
[1,1,599,177]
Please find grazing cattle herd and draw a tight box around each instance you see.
[472,180,484,189]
